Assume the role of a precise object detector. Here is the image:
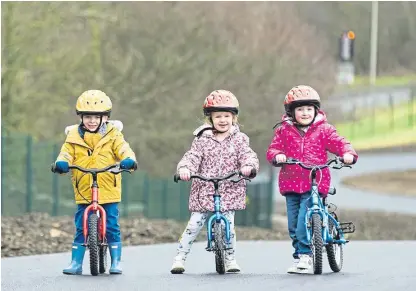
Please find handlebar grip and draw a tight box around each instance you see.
[340,156,357,164]
[173,174,181,183]
[248,168,257,179]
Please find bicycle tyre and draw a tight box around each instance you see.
[326,215,344,272]
[88,213,100,276]
[312,213,323,274]
[213,223,225,274]
[99,245,108,274]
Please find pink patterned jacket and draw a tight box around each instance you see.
[266,111,358,197]
[177,124,260,212]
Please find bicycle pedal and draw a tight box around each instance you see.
[339,222,355,234]
[205,247,213,252]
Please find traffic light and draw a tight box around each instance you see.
[339,30,355,62]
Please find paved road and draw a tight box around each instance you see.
[273,151,416,215]
[2,241,416,291]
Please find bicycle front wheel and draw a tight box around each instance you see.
[88,213,100,276]
[213,223,225,274]
[311,213,323,274]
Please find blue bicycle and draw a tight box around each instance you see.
[274,157,356,274]
[174,169,256,274]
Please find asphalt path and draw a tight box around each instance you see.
[2,241,415,291]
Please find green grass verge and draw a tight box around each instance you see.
[336,99,416,150]
[336,74,416,91]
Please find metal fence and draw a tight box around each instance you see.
[0,132,274,229]
[326,85,416,139]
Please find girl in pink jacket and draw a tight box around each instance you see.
[266,85,358,274]
[171,90,260,274]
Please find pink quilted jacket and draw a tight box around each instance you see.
[177,124,260,212]
[266,111,358,197]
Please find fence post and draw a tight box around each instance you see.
[26,136,33,213]
[252,184,260,227]
[143,173,149,218]
[266,167,274,229]
[409,89,415,128]
[1,134,5,215]
[162,179,168,219]
[122,173,129,217]
[389,94,395,130]
[350,103,356,139]
[179,182,188,221]
[52,144,59,216]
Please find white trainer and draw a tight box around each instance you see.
[225,259,241,273]
[170,256,186,274]
[287,258,300,274]
[297,254,313,271]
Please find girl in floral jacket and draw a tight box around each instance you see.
[266,85,358,274]
[171,90,259,274]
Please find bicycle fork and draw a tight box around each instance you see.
[82,184,107,246]
[206,195,232,250]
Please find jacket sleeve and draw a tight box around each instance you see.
[324,124,358,159]
[112,132,137,162]
[56,142,75,164]
[238,134,260,172]
[177,137,203,173]
[266,126,286,164]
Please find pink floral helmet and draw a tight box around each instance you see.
[203,90,239,116]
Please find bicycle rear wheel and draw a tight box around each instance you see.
[326,214,344,272]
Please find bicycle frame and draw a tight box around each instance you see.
[273,157,355,246]
[52,163,131,246]
[206,185,232,250]
[82,172,107,246]
[173,170,256,251]
[305,172,348,246]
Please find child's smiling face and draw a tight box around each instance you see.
[82,115,108,131]
[294,105,315,125]
[211,111,234,132]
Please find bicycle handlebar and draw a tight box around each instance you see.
[173,168,257,183]
[273,156,356,170]
[51,163,132,175]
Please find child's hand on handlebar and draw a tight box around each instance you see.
[275,154,287,163]
[55,161,69,174]
[120,158,137,170]
[240,166,254,177]
[342,153,354,164]
[178,168,191,181]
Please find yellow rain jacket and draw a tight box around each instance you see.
[56,123,136,204]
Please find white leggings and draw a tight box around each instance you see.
[175,211,236,260]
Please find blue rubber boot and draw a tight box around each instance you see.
[63,243,86,275]
[109,242,122,274]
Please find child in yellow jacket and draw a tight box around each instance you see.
[53,90,137,275]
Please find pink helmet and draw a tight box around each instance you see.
[284,85,321,117]
[203,90,239,116]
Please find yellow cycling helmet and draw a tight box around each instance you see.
[75,90,112,116]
